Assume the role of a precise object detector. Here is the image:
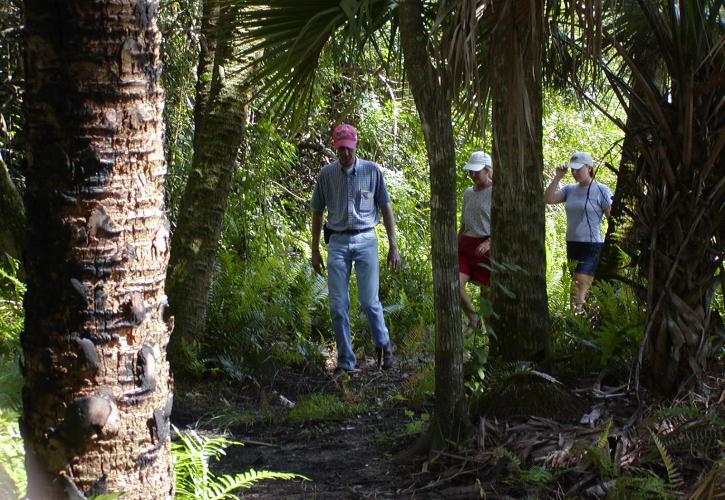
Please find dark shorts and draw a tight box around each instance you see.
[458,235,491,285]
[567,241,604,276]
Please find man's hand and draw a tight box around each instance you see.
[312,248,324,275]
[387,245,401,271]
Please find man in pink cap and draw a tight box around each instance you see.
[310,123,401,374]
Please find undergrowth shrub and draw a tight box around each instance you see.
[0,259,24,357]
[173,427,306,499]
[378,249,434,354]
[399,365,435,410]
[205,251,329,375]
[0,406,24,499]
[550,277,645,378]
[0,257,25,498]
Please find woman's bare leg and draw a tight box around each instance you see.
[459,272,479,327]
[572,272,594,313]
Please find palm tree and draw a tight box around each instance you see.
[485,0,550,361]
[166,0,250,376]
[581,0,724,394]
[22,1,174,496]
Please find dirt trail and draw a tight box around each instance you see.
[173,362,435,499]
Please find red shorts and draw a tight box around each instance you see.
[458,235,491,285]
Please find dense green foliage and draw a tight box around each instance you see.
[0,258,25,498]
[0,1,721,496]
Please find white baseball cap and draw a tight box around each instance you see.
[567,151,593,170]
[463,151,492,172]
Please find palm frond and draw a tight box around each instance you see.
[232,0,396,128]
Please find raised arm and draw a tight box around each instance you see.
[544,166,567,204]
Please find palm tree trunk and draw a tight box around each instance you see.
[489,0,550,361]
[166,0,248,374]
[399,0,467,446]
[22,1,173,496]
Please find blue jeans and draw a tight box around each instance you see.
[327,231,390,370]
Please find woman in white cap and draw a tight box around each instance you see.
[458,151,493,330]
[544,152,613,313]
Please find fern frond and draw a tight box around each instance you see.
[650,429,684,491]
[492,447,522,472]
[660,427,725,453]
[225,469,307,490]
[597,418,612,449]
[399,320,426,353]
[173,427,307,499]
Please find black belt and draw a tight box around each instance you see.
[331,227,373,235]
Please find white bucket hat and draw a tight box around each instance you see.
[463,151,492,172]
[567,151,593,170]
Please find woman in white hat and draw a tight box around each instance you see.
[458,151,493,330]
[544,152,613,313]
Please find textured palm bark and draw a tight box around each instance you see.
[22,1,173,497]
[166,0,248,373]
[489,0,550,361]
[0,156,25,261]
[639,137,724,395]
[398,0,467,445]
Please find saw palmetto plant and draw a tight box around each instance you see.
[561,0,724,395]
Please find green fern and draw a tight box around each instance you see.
[492,448,554,487]
[0,407,24,499]
[0,258,24,357]
[605,470,669,500]
[205,253,330,372]
[597,418,613,449]
[649,429,684,491]
[173,426,307,499]
[653,406,725,429]
[660,427,725,454]
[573,421,615,480]
[486,361,562,389]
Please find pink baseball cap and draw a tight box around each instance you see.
[332,123,358,149]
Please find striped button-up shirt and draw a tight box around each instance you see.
[310,157,391,231]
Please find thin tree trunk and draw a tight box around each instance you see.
[398,0,467,446]
[0,155,24,262]
[22,1,173,497]
[166,0,248,373]
[489,0,550,361]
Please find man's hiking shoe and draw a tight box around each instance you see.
[376,343,394,370]
[333,366,360,376]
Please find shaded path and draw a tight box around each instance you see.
[173,361,432,499]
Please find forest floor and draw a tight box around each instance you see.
[172,352,725,499]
